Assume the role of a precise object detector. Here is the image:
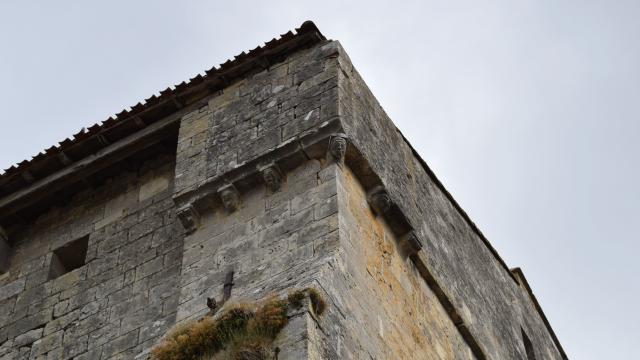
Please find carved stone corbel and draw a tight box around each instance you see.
[367,186,392,216]
[399,230,423,256]
[259,163,283,192]
[218,184,240,212]
[327,134,347,164]
[176,203,200,235]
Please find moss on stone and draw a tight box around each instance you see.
[151,288,327,360]
[287,287,326,315]
[286,289,306,309]
[307,288,327,316]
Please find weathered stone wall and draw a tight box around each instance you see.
[175,160,338,321]
[168,41,345,358]
[320,166,474,359]
[0,154,183,360]
[174,41,341,199]
[335,41,564,359]
[174,160,338,359]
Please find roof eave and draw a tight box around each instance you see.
[0,21,326,225]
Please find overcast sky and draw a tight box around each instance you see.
[1,1,638,358]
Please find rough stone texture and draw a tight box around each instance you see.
[1,34,564,359]
[321,166,474,359]
[175,160,339,324]
[174,41,341,198]
[335,41,565,359]
[0,155,183,359]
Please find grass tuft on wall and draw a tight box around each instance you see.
[307,288,327,316]
[151,288,327,360]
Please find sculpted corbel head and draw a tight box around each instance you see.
[176,204,200,235]
[328,134,348,164]
[218,184,240,212]
[367,186,392,215]
[400,231,423,256]
[260,164,283,192]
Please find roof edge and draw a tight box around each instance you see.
[0,21,325,192]
[511,267,568,360]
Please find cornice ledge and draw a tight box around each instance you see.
[172,117,344,233]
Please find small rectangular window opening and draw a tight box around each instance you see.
[48,235,88,280]
[0,234,10,274]
[521,327,536,360]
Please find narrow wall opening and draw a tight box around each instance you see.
[521,327,536,360]
[0,227,10,274]
[48,234,89,280]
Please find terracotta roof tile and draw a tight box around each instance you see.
[0,21,325,191]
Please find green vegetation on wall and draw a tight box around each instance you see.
[151,288,327,360]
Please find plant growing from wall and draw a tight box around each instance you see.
[151,288,327,360]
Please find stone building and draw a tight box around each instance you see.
[0,22,566,359]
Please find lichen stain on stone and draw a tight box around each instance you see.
[340,166,473,359]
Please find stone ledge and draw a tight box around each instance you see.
[172,117,343,232]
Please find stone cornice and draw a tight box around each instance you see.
[172,117,342,221]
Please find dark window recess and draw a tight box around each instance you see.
[0,234,10,274]
[48,235,89,280]
[521,327,536,360]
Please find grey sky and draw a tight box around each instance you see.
[1,1,638,358]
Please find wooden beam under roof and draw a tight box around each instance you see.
[0,100,193,220]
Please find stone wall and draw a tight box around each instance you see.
[173,41,341,199]
[0,154,183,360]
[175,159,338,320]
[167,41,346,358]
[174,160,339,359]
[335,41,564,359]
[319,166,474,359]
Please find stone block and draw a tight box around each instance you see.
[138,175,170,202]
[95,191,137,230]
[62,334,87,359]
[13,328,43,348]
[128,217,162,242]
[138,315,172,343]
[135,257,164,282]
[29,330,62,357]
[43,310,78,336]
[0,278,25,302]
[100,330,139,359]
[49,268,84,295]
